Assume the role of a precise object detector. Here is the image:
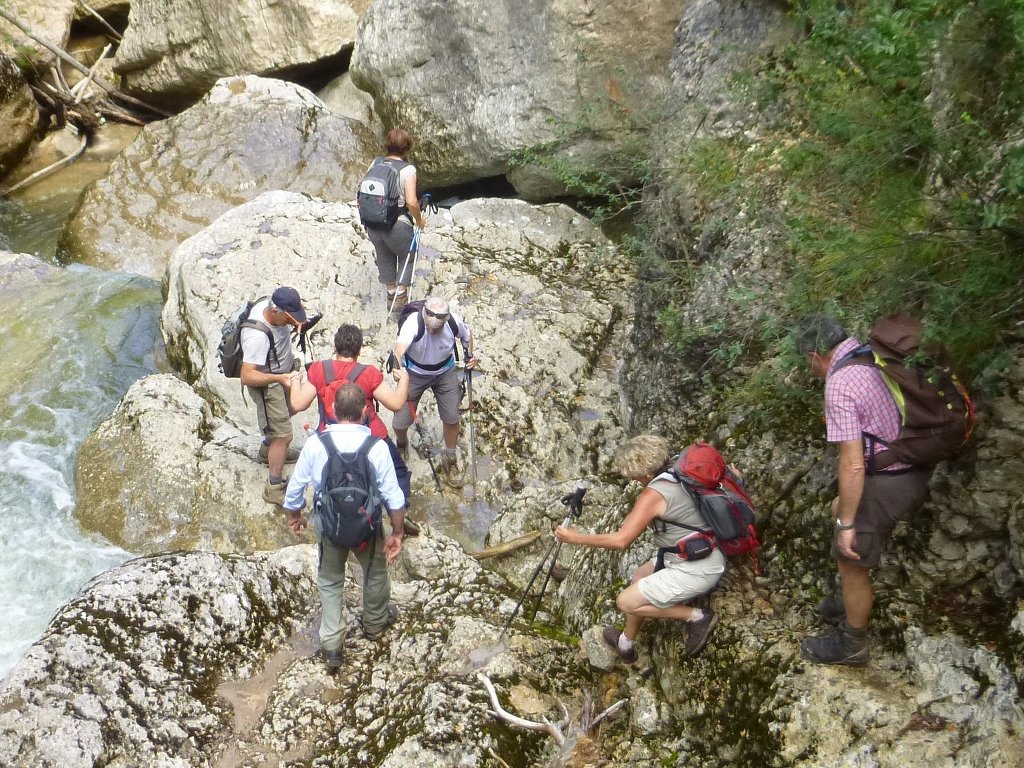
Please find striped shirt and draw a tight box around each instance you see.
[824,337,908,471]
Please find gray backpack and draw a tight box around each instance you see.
[357,158,409,229]
[314,433,382,551]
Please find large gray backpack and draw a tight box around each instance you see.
[357,158,409,230]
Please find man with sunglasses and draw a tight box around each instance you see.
[390,297,477,478]
[239,286,308,506]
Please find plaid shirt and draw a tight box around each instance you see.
[824,337,908,470]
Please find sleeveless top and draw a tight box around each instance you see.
[647,472,727,570]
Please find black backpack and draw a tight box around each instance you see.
[314,433,382,551]
[357,158,409,230]
[217,297,279,378]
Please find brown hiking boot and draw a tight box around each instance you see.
[402,518,421,537]
[601,626,638,664]
[685,610,719,657]
[262,479,287,507]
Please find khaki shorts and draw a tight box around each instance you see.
[831,466,933,568]
[392,367,463,428]
[637,551,726,609]
[249,382,294,439]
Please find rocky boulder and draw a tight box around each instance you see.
[76,373,296,554]
[75,190,631,553]
[350,0,682,199]
[57,76,377,279]
[0,536,593,767]
[114,0,368,109]
[0,54,39,181]
[0,1,75,69]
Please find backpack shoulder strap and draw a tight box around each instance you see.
[413,312,426,344]
[832,344,874,373]
[323,359,336,386]
[344,362,367,385]
[240,318,279,369]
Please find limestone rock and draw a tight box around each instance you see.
[0,1,76,68]
[114,0,369,109]
[58,76,377,279]
[317,71,378,129]
[0,533,586,767]
[581,625,618,671]
[0,547,318,768]
[350,0,682,199]
[154,191,631,548]
[0,54,38,180]
[75,373,297,553]
[0,251,59,292]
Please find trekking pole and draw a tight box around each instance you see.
[499,484,588,639]
[462,341,478,490]
[408,400,442,492]
[386,228,420,320]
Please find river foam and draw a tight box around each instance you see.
[0,264,163,677]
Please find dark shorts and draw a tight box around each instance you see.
[831,466,933,568]
[392,367,463,428]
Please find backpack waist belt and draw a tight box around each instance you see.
[405,351,455,372]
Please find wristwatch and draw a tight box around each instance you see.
[835,519,856,531]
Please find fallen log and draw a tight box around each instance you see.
[471,530,541,560]
[1,133,88,196]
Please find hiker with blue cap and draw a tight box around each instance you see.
[239,285,307,506]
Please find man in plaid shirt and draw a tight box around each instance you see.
[797,315,933,665]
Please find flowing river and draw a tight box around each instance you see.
[0,184,164,677]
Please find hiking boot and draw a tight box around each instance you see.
[257,444,301,465]
[818,594,847,625]
[800,622,870,666]
[402,518,421,537]
[685,610,719,657]
[262,479,287,507]
[395,437,409,461]
[363,603,400,640]
[322,648,343,674]
[601,626,638,664]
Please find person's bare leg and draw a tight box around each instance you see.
[267,435,291,479]
[838,559,873,629]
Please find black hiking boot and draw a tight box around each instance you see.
[322,648,343,674]
[800,621,869,666]
[363,603,400,641]
[818,594,847,625]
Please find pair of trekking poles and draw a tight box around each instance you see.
[500,484,588,639]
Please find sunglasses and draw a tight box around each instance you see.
[424,308,449,320]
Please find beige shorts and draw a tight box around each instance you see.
[249,382,293,439]
[637,552,725,609]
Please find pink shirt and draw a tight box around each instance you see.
[824,337,908,471]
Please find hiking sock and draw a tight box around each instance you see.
[843,622,868,645]
[262,438,271,447]
[269,475,284,485]
[617,633,634,653]
[687,608,705,623]
[443,448,457,459]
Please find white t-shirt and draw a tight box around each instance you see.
[240,299,294,374]
[397,311,470,376]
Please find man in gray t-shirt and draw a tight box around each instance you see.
[239,286,307,505]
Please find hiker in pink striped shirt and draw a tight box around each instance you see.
[797,315,933,666]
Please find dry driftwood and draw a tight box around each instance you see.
[75,0,123,42]
[471,530,541,560]
[0,7,170,118]
[1,133,87,196]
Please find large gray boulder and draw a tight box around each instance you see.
[75,374,296,554]
[76,191,632,553]
[114,0,368,109]
[0,536,589,767]
[0,55,39,181]
[350,0,682,199]
[58,76,377,279]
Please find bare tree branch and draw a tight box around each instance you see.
[476,673,566,747]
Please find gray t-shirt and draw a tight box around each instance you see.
[240,298,294,374]
[647,472,727,570]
